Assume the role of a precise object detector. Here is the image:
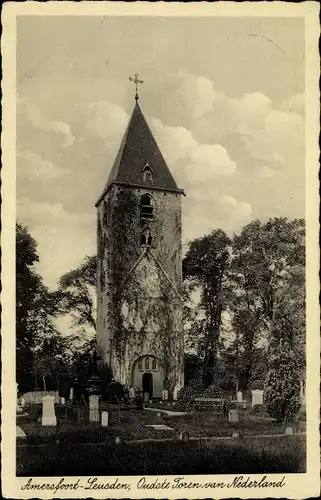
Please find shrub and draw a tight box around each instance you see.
[265,339,301,423]
[175,381,224,412]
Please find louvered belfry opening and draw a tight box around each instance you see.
[140,194,153,219]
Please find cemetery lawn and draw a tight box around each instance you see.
[17,405,306,443]
[17,435,306,476]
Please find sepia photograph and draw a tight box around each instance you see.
[1,2,320,498]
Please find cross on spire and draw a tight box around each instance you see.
[129,73,144,101]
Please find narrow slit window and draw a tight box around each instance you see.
[145,357,150,370]
[141,228,152,247]
[138,359,143,370]
[140,194,154,219]
[152,358,157,370]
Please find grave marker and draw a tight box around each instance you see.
[179,431,190,441]
[173,386,179,401]
[237,391,243,403]
[251,389,263,406]
[144,392,150,403]
[162,389,168,401]
[41,396,57,426]
[228,409,239,423]
[89,395,100,422]
[101,411,108,427]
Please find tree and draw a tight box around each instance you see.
[59,256,97,332]
[229,218,305,388]
[16,223,60,392]
[183,230,231,387]
[32,334,72,391]
[264,337,301,423]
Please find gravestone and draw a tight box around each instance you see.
[144,392,150,403]
[101,411,108,427]
[173,386,179,401]
[129,387,135,400]
[179,431,190,441]
[252,389,263,406]
[228,410,239,423]
[69,388,74,401]
[232,430,240,439]
[285,426,293,436]
[60,397,65,406]
[89,395,100,422]
[41,396,57,426]
[115,436,121,445]
[237,391,243,403]
[162,389,168,401]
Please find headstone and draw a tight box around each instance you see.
[101,411,108,427]
[252,389,263,406]
[285,426,293,436]
[157,412,161,418]
[228,410,239,423]
[41,396,57,426]
[115,436,121,445]
[232,430,240,439]
[237,391,243,403]
[60,397,65,406]
[179,431,190,441]
[89,395,99,422]
[162,389,168,401]
[69,388,74,401]
[129,387,135,400]
[173,386,179,401]
[144,392,150,403]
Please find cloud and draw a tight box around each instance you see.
[149,118,237,189]
[257,166,276,179]
[84,101,129,142]
[17,150,69,182]
[183,192,252,241]
[17,97,75,148]
[17,198,95,287]
[280,93,305,114]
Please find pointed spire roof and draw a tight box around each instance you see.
[96,102,183,205]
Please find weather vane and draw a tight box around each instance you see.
[129,73,144,101]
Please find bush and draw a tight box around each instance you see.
[175,381,224,412]
[265,339,301,423]
[248,379,264,391]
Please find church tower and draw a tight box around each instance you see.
[95,82,184,398]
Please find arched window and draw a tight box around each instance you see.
[145,357,150,370]
[138,359,143,370]
[152,358,157,370]
[140,227,152,247]
[140,194,154,219]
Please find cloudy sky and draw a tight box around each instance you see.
[17,15,305,289]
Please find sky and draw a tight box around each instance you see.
[16,15,305,290]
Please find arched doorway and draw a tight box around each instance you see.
[132,355,164,397]
[142,373,153,398]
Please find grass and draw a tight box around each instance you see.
[17,404,306,443]
[16,435,306,476]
